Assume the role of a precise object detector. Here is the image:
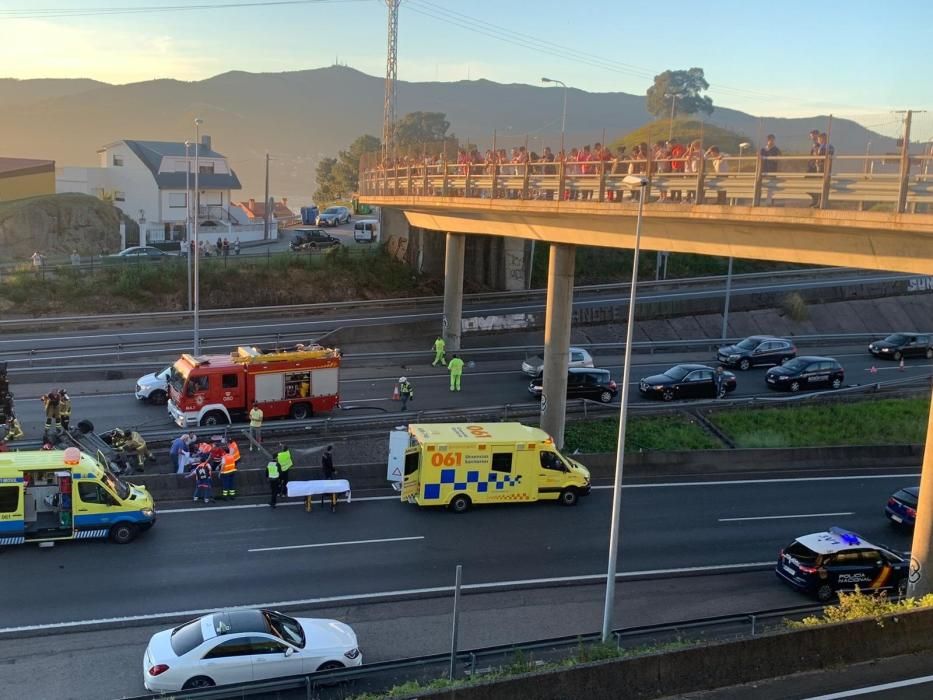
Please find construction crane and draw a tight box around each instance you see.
[382,0,401,164]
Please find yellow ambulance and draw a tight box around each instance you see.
[0,447,156,546]
[397,423,591,512]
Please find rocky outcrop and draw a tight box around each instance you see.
[0,193,126,258]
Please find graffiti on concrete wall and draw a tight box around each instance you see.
[462,314,534,333]
[572,305,619,324]
[907,277,933,292]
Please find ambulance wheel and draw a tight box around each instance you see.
[182,677,215,690]
[449,494,471,514]
[559,488,579,506]
[816,584,834,603]
[200,411,228,427]
[290,403,312,420]
[110,522,138,544]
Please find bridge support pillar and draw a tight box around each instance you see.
[442,232,465,351]
[908,388,933,597]
[540,243,576,448]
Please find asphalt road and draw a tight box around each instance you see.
[10,344,931,439]
[0,472,916,631]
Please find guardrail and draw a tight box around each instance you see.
[360,153,933,214]
[124,600,824,700]
[0,266,893,329]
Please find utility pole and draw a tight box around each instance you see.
[263,152,270,240]
[382,0,401,163]
[896,110,913,214]
[193,118,203,356]
[185,140,192,311]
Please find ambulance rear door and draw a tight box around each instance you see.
[401,448,422,502]
[0,477,24,545]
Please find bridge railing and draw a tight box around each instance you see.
[360,153,933,214]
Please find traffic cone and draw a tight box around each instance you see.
[392,384,400,401]
[899,358,906,371]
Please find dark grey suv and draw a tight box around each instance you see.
[528,368,618,404]
[717,335,797,370]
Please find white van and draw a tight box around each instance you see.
[353,219,379,244]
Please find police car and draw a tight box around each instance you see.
[775,527,908,602]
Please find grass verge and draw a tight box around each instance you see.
[564,413,721,452]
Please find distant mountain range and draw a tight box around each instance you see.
[0,66,898,202]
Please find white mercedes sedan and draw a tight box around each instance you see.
[143,608,361,692]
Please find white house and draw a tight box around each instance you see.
[57,137,274,244]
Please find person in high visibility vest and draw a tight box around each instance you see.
[249,402,263,451]
[276,444,294,496]
[398,377,414,411]
[41,390,61,431]
[448,354,465,391]
[432,336,447,366]
[267,460,280,508]
[4,413,24,441]
[59,389,72,430]
[218,450,238,500]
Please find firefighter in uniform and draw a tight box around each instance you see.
[276,444,294,496]
[41,390,61,431]
[59,388,72,430]
[267,459,280,508]
[4,412,24,441]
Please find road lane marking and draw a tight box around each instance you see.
[591,473,919,489]
[248,536,424,553]
[801,673,933,699]
[0,560,773,635]
[719,512,854,522]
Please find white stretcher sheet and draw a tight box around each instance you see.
[287,479,351,502]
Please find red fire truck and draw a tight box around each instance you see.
[166,345,341,428]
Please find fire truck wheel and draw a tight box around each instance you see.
[289,403,312,420]
[200,411,229,427]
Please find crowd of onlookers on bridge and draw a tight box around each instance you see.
[370,129,844,204]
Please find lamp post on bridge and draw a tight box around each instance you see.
[664,92,681,142]
[602,174,649,643]
[536,77,569,291]
[193,117,203,355]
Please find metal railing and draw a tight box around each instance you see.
[124,600,824,700]
[360,153,933,214]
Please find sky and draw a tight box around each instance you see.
[0,0,931,122]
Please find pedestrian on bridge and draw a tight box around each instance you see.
[398,377,414,411]
[432,336,447,366]
[249,401,263,450]
[448,354,464,392]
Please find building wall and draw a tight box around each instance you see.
[95,144,160,227]
[0,170,55,202]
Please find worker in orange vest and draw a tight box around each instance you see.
[218,439,240,500]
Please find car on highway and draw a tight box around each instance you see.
[716,336,797,370]
[868,333,933,361]
[105,246,175,263]
[316,206,351,227]
[143,608,361,692]
[528,367,617,404]
[289,228,341,251]
[775,527,908,602]
[638,364,737,401]
[885,486,919,527]
[522,347,595,377]
[765,356,845,392]
[135,366,171,405]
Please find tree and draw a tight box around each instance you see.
[314,134,380,203]
[394,111,452,150]
[646,68,714,118]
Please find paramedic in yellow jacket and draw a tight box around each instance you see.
[448,354,464,391]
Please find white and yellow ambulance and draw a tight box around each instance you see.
[0,447,156,546]
[395,423,591,512]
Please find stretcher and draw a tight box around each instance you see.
[286,479,351,512]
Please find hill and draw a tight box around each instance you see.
[0,66,897,201]
[612,119,755,154]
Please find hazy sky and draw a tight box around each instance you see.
[1,0,931,121]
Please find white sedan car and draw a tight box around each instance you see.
[135,366,171,404]
[522,347,595,377]
[144,609,361,692]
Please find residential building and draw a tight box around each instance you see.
[230,197,297,227]
[57,137,273,244]
[0,157,55,202]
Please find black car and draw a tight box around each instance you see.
[765,356,844,392]
[776,527,908,602]
[717,336,797,370]
[638,364,737,401]
[868,333,933,361]
[885,486,919,527]
[289,228,341,251]
[528,368,618,404]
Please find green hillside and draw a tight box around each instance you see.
[611,118,754,153]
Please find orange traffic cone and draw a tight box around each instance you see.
[899,358,906,371]
[392,384,400,400]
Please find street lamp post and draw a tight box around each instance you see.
[185,140,192,312]
[193,118,203,355]
[664,93,680,141]
[601,174,649,643]
[537,77,569,291]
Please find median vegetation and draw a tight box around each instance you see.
[564,397,929,452]
[0,245,440,316]
[789,589,933,628]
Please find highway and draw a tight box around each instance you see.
[9,343,931,440]
[0,471,918,698]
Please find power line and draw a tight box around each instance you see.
[0,0,365,20]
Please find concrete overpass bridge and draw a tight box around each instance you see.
[359,147,933,602]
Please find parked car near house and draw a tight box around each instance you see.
[316,206,350,227]
[105,246,175,263]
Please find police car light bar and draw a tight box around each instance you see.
[829,526,862,545]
